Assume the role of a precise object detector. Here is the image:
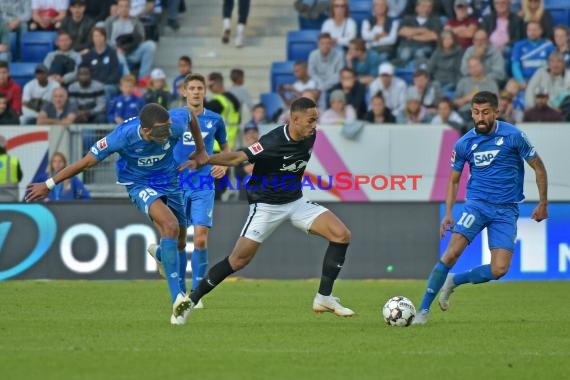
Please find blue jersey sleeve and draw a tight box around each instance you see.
[89,125,125,161]
[450,140,467,173]
[169,108,189,138]
[515,131,537,161]
[214,117,228,147]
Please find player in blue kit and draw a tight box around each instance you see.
[25,103,208,325]
[413,91,549,325]
[147,73,229,309]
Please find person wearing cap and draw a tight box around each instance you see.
[444,0,478,50]
[60,0,96,54]
[21,64,61,125]
[0,134,23,202]
[144,68,171,109]
[523,87,563,122]
[525,51,570,110]
[320,89,356,124]
[368,62,407,115]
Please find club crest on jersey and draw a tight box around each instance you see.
[248,142,264,155]
[474,150,500,166]
[138,153,166,167]
[495,137,504,146]
[280,160,307,173]
[97,137,108,151]
[163,141,171,150]
[470,143,478,151]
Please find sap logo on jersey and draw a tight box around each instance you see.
[182,131,209,145]
[474,150,500,166]
[138,154,166,166]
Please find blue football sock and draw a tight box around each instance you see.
[191,248,208,292]
[155,246,162,261]
[454,264,495,285]
[178,249,188,294]
[419,261,451,311]
[160,238,180,303]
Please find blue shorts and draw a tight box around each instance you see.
[184,188,215,227]
[453,199,519,252]
[127,184,187,227]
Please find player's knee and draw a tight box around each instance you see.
[161,220,180,238]
[331,226,351,244]
[491,264,509,279]
[193,235,207,250]
[229,255,252,271]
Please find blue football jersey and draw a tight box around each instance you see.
[89,108,190,189]
[451,121,537,204]
[173,108,227,190]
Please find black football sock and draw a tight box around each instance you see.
[318,242,349,296]
[189,256,235,304]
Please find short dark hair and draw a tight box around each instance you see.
[319,32,332,40]
[0,60,7,70]
[230,68,244,82]
[290,97,317,114]
[77,63,91,72]
[208,72,224,84]
[179,55,192,65]
[252,103,265,111]
[139,103,169,129]
[471,91,498,108]
[0,92,6,99]
[183,73,206,87]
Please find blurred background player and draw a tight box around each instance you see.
[413,91,548,325]
[165,73,229,309]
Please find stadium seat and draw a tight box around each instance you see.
[260,92,284,121]
[8,62,36,87]
[286,30,320,62]
[395,67,414,85]
[548,8,570,27]
[270,61,296,92]
[349,0,372,33]
[20,31,57,63]
[298,15,326,30]
[10,32,17,60]
[544,0,570,8]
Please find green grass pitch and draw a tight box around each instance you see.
[1,280,569,380]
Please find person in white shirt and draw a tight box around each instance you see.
[320,0,357,51]
[367,62,407,115]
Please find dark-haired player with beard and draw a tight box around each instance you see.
[414,91,548,325]
[177,97,355,323]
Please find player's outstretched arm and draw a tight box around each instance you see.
[178,151,248,172]
[527,155,548,222]
[211,143,230,179]
[441,170,462,238]
[188,110,208,167]
[25,152,99,202]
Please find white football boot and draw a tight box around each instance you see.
[312,293,355,317]
[438,274,457,311]
[147,244,165,278]
[412,309,430,325]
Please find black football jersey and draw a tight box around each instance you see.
[241,124,316,204]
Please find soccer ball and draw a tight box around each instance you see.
[382,296,416,327]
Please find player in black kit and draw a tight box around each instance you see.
[177,97,354,323]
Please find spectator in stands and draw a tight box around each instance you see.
[407,66,442,115]
[243,103,268,131]
[396,0,442,66]
[427,30,463,91]
[387,0,407,18]
[0,2,32,33]
[308,33,344,96]
[498,89,522,123]
[480,0,525,53]
[0,93,20,125]
[525,51,570,110]
[0,18,10,62]
[0,134,23,202]
[518,0,553,40]
[105,0,157,80]
[504,77,526,112]
[368,62,407,115]
[172,55,192,100]
[228,68,254,115]
[37,87,77,126]
[511,21,555,88]
[29,0,68,31]
[68,63,106,123]
[320,89,356,124]
[44,30,82,86]
[279,61,319,107]
[107,74,144,124]
[361,91,395,123]
[82,27,122,101]
[345,37,383,85]
[206,72,241,150]
[60,0,96,54]
[21,64,60,125]
[444,0,478,49]
[36,152,91,201]
[85,0,115,22]
[234,122,259,201]
[144,68,171,108]
[460,28,506,84]
[165,0,182,32]
[221,0,251,47]
[523,87,563,121]
[361,0,400,61]
[0,61,22,114]
[327,67,367,119]
[454,57,499,118]
[129,0,159,42]
[553,26,570,69]
[320,0,357,51]
[396,93,430,123]
[430,97,465,133]
[170,80,186,108]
